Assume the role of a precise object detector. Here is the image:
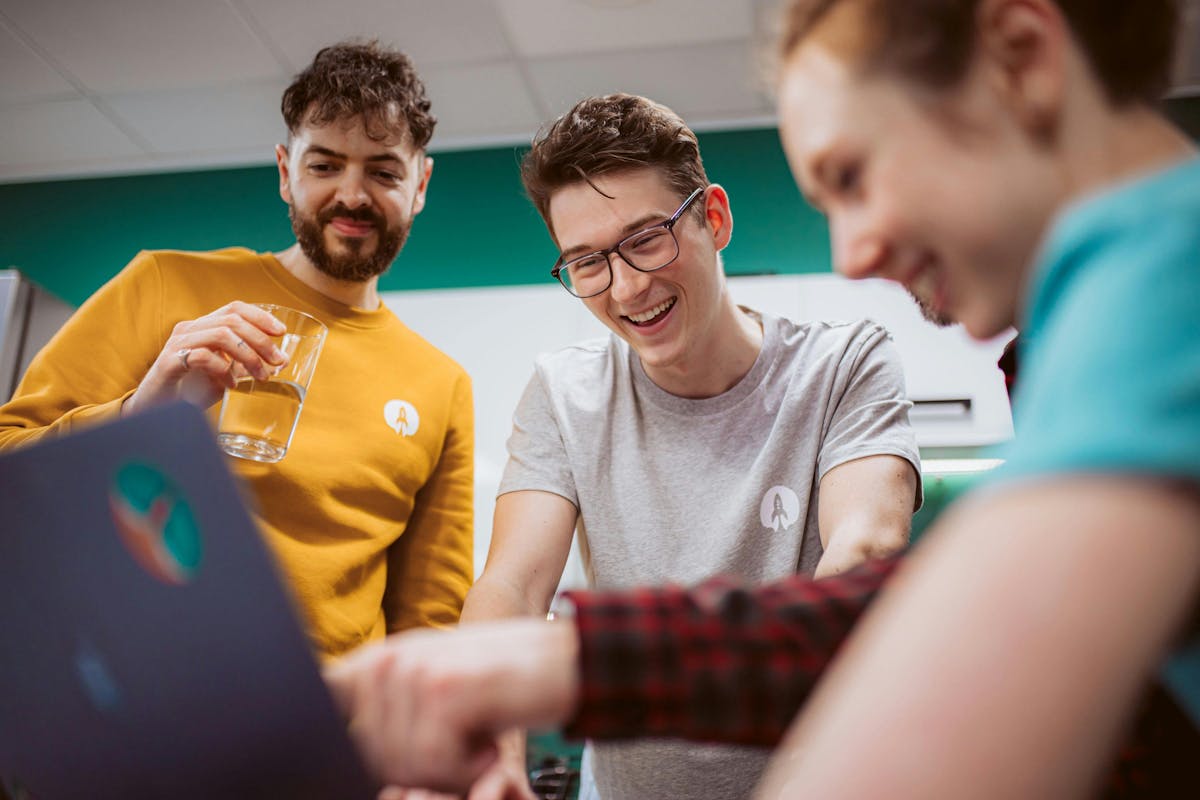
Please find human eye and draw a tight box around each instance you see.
[307,161,339,176]
[626,227,670,253]
[568,254,608,274]
[372,170,401,185]
[831,160,861,196]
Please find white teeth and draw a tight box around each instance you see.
[627,297,676,324]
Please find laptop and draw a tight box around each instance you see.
[0,402,377,799]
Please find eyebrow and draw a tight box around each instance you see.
[558,211,673,261]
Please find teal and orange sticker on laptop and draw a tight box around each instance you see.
[108,461,202,584]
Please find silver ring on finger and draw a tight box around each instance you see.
[177,347,193,371]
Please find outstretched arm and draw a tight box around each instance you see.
[326,556,901,791]
[757,477,1200,799]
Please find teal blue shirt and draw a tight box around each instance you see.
[994,155,1200,723]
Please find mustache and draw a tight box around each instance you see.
[319,204,383,228]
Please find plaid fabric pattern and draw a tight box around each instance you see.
[562,556,900,746]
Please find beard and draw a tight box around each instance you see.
[290,202,411,283]
[908,288,954,328]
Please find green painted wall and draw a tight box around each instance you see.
[0,127,828,307]
[5,91,1196,308]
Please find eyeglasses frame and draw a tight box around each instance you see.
[550,186,707,298]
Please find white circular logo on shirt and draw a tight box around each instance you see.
[760,486,801,532]
[383,400,420,437]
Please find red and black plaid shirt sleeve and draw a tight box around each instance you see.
[560,555,901,747]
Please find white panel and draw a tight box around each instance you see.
[528,41,772,122]
[106,80,288,154]
[497,0,752,59]
[0,23,77,103]
[240,0,512,70]
[422,62,543,143]
[729,273,1016,450]
[0,99,142,172]
[725,273,804,321]
[4,0,284,93]
[785,274,1015,449]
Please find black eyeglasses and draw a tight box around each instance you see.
[551,187,706,298]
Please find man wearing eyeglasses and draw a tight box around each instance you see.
[457,93,920,800]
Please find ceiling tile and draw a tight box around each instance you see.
[0,21,78,103]
[239,0,512,71]
[422,62,542,145]
[496,0,753,59]
[105,79,289,155]
[3,0,284,93]
[528,41,772,124]
[0,99,142,176]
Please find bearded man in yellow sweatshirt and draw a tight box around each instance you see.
[0,41,474,660]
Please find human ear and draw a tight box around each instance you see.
[275,144,293,204]
[703,184,734,250]
[411,156,433,215]
[976,0,1067,138]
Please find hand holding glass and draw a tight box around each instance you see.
[217,304,326,463]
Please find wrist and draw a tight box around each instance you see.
[541,618,581,728]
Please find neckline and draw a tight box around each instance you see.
[629,307,776,416]
[255,251,396,330]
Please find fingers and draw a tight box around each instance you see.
[325,637,502,794]
[466,760,536,800]
[125,302,298,416]
[172,303,289,382]
[379,788,462,800]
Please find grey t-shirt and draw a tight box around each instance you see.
[500,310,920,800]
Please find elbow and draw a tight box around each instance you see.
[845,522,910,563]
[859,529,909,561]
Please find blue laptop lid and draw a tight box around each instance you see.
[0,402,376,799]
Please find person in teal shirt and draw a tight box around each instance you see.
[763,0,1200,796]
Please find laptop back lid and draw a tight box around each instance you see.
[0,403,376,799]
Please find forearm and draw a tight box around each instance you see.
[815,519,909,578]
[461,574,548,622]
[0,394,131,451]
[461,489,578,624]
[815,454,918,578]
[758,481,1200,799]
[326,618,581,793]
[460,577,548,779]
[563,555,901,746]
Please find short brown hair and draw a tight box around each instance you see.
[520,94,708,230]
[779,0,1179,107]
[281,40,436,148]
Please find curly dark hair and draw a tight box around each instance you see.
[520,93,708,234]
[778,0,1179,107]
[281,40,436,147]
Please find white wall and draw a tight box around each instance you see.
[384,273,1014,584]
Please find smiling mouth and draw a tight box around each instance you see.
[624,297,676,327]
[330,218,377,237]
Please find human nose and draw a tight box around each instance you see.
[334,166,371,209]
[830,212,888,281]
[607,253,651,303]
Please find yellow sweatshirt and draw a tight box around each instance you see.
[0,248,474,658]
